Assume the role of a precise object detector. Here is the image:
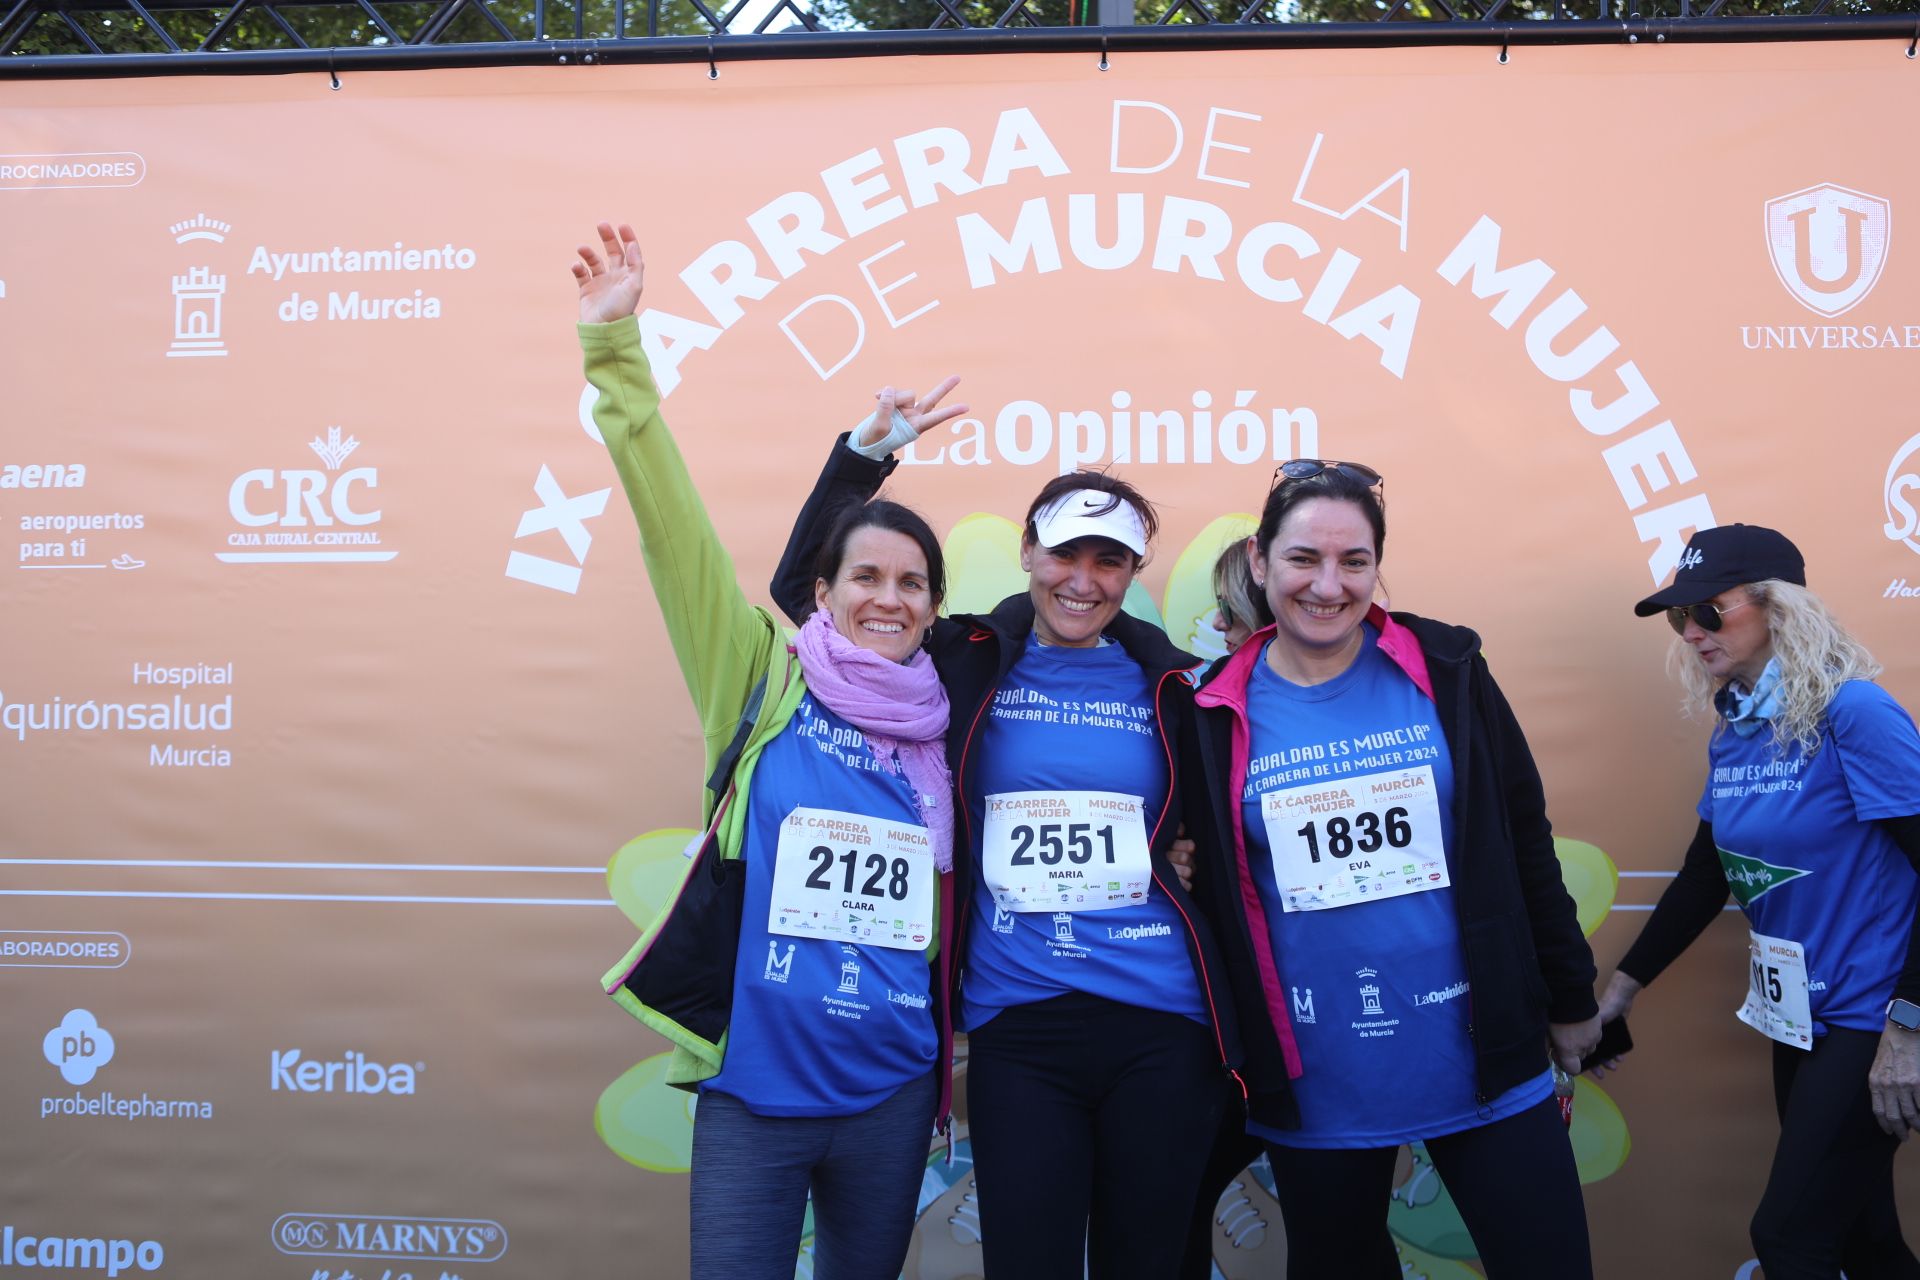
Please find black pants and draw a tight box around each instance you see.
[1752,1027,1920,1279]
[1262,1096,1592,1280]
[1181,1101,1264,1280]
[967,992,1225,1280]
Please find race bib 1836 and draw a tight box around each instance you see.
[1258,765,1449,912]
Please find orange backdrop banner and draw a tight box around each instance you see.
[2,41,1918,1279]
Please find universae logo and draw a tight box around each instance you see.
[1764,183,1891,319]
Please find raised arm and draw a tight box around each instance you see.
[768,380,967,626]
[573,222,777,772]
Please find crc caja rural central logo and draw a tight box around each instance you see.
[1764,182,1891,318]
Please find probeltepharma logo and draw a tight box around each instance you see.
[44,1009,114,1084]
[39,1009,215,1122]
[0,1226,164,1276]
[219,426,397,565]
[271,1214,507,1263]
[271,1050,421,1095]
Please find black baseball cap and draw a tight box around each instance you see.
[1632,524,1807,616]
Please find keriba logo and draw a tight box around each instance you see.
[1764,184,1891,319]
[1717,848,1810,908]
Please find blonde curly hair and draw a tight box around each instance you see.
[1670,579,1881,758]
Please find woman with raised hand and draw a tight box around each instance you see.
[580,223,961,1280]
[772,398,1245,1280]
[1598,523,1920,1279]
[1186,459,1599,1279]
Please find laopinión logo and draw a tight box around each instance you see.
[1884,434,1920,600]
[218,426,397,565]
[1744,183,1916,350]
[270,1049,421,1095]
[0,1225,164,1276]
[271,1214,507,1263]
[39,1009,213,1122]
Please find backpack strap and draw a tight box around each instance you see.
[705,672,771,801]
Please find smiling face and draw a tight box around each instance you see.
[1679,585,1774,688]
[813,526,936,664]
[1022,535,1136,648]
[1251,498,1379,675]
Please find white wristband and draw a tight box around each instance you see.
[848,406,918,461]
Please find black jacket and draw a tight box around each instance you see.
[1186,613,1599,1131]
[772,436,1247,1081]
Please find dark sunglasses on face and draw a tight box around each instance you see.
[1273,458,1384,489]
[1665,598,1755,636]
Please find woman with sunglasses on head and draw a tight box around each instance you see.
[1596,524,1920,1279]
[577,224,961,1280]
[771,394,1245,1280]
[1180,458,1601,1279]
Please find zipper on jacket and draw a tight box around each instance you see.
[1151,667,1239,1081]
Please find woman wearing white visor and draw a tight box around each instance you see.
[772,393,1245,1280]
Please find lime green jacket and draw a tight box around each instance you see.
[587,317,810,1090]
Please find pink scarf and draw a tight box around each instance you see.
[792,608,954,873]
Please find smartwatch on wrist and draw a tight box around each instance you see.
[1887,998,1920,1032]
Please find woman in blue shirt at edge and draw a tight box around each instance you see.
[1597,523,1920,1279]
[771,388,1246,1280]
[1183,459,1601,1279]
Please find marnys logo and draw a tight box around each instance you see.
[1764,183,1891,319]
[0,1226,164,1276]
[219,427,396,565]
[271,1050,421,1096]
[272,1214,507,1263]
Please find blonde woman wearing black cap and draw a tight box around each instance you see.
[1598,523,1920,1279]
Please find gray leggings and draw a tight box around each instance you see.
[689,1070,938,1280]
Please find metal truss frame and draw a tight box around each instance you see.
[3,0,1917,76]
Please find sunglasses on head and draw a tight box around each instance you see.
[1665,598,1756,636]
[1272,459,1384,489]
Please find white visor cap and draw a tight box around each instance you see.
[1030,488,1148,557]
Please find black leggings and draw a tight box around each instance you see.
[1263,1096,1593,1280]
[966,992,1226,1280]
[1752,1027,1920,1279]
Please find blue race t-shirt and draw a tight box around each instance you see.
[1698,679,1920,1034]
[1241,629,1549,1148]
[962,635,1207,1031]
[705,692,938,1117]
